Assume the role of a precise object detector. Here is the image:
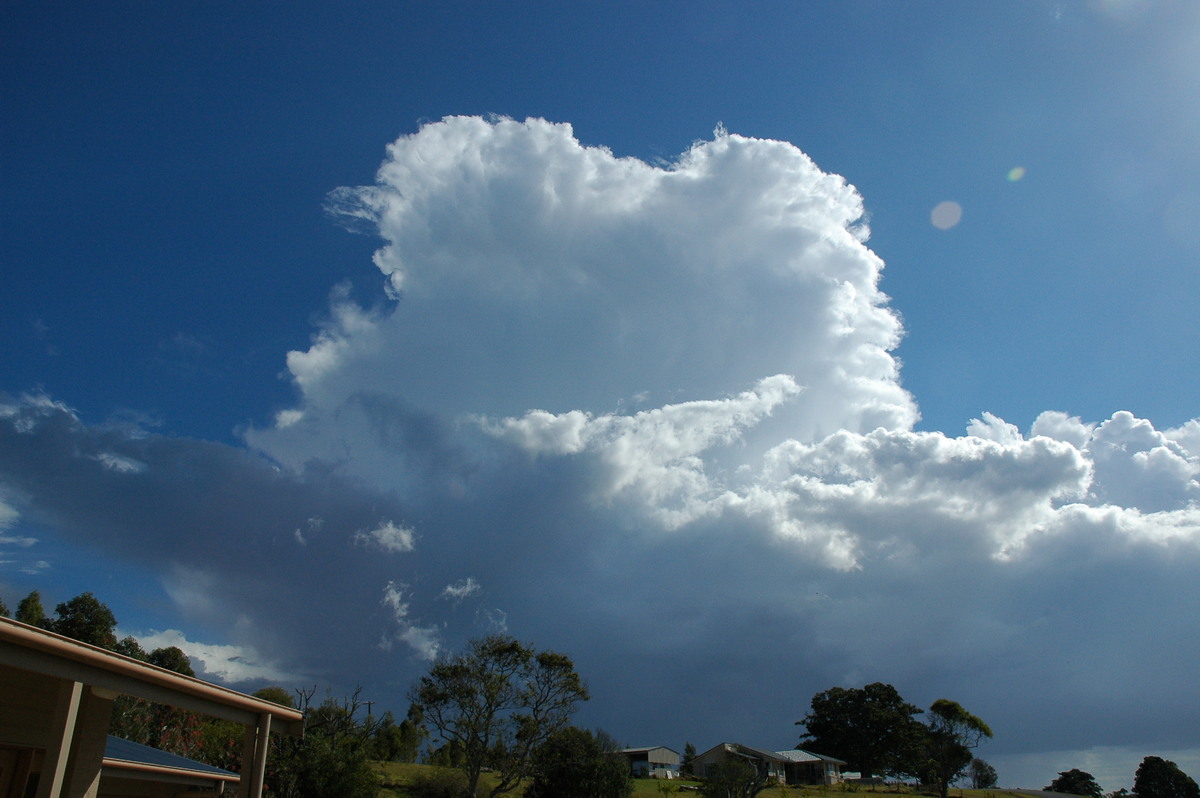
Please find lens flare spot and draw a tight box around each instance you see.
[1008,166,1027,182]
[931,201,963,230]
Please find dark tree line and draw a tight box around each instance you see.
[1047,758,1198,798]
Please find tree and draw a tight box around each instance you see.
[268,688,381,798]
[148,645,195,677]
[110,639,200,753]
[1134,757,1199,798]
[1046,768,1102,797]
[46,591,118,649]
[700,756,770,798]
[525,726,632,798]
[797,682,925,779]
[254,685,296,708]
[15,590,46,627]
[371,704,428,762]
[114,635,148,660]
[683,742,698,777]
[921,699,993,798]
[971,758,998,789]
[0,593,8,618]
[411,634,590,798]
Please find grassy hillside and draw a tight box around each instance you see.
[370,763,1034,798]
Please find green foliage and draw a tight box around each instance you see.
[797,683,925,779]
[268,688,381,798]
[1045,768,1102,797]
[254,685,296,708]
[109,638,201,753]
[46,591,118,648]
[0,593,9,618]
[15,591,45,627]
[411,634,590,798]
[970,759,998,789]
[701,756,770,798]
[425,740,468,769]
[148,645,195,676]
[525,726,633,798]
[114,635,149,660]
[920,699,992,798]
[684,742,698,777]
[110,695,204,759]
[372,704,429,762]
[1133,757,1199,798]
[196,716,246,773]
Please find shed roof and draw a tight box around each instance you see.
[776,748,847,765]
[103,735,239,782]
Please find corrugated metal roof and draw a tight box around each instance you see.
[730,743,787,762]
[103,735,237,778]
[776,749,821,763]
[775,748,847,765]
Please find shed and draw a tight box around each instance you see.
[100,734,239,797]
[620,746,682,779]
[775,748,846,785]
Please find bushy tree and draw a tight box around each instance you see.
[920,699,992,798]
[700,756,769,798]
[525,727,632,798]
[1046,768,1102,797]
[113,635,148,660]
[797,683,925,779]
[46,591,118,648]
[148,645,194,676]
[268,688,380,798]
[1134,757,1199,798]
[110,638,202,755]
[371,704,427,762]
[15,591,45,627]
[411,635,589,798]
[0,593,9,618]
[971,758,998,789]
[254,685,296,708]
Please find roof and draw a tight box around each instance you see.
[104,735,239,782]
[730,743,787,763]
[622,746,681,755]
[697,742,787,763]
[776,748,848,765]
[0,616,303,733]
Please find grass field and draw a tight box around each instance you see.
[370,762,1037,798]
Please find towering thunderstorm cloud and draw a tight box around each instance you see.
[2,117,1198,765]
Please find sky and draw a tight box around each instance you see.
[2,0,1200,791]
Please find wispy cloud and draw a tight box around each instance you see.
[354,520,416,554]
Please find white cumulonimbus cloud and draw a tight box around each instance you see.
[133,628,302,684]
[1,118,1199,770]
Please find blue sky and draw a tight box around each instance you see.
[3,1,1200,790]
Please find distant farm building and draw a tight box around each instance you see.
[690,742,844,786]
[775,748,846,785]
[620,746,682,779]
